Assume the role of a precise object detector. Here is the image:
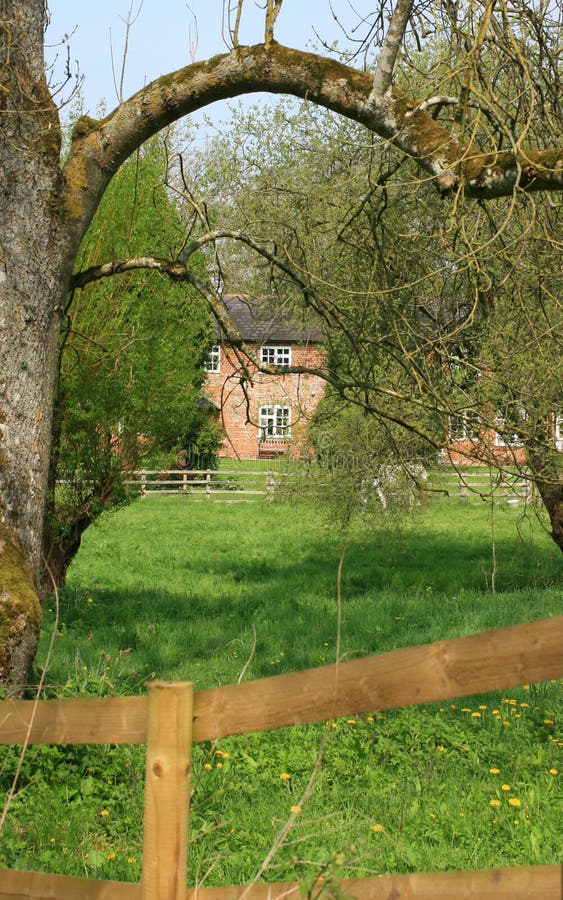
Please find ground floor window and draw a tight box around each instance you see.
[448,413,480,441]
[259,405,291,439]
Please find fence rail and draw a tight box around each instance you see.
[1,615,562,898]
[123,467,535,503]
[124,469,277,498]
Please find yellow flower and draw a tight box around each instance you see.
[204,763,213,771]
[543,719,554,725]
[489,799,501,808]
[372,824,384,833]
[502,721,510,727]
[479,705,487,710]
[106,852,115,860]
[501,784,511,792]
[216,762,223,769]
[280,773,291,780]
[489,768,500,775]
[508,798,521,807]
[492,709,500,715]
[87,597,93,604]
[100,809,109,817]
[549,768,558,775]
[461,708,471,713]
[347,719,356,725]
[367,716,374,723]
[436,745,445,752]
[290,805,301,814]
[127,857,137,864]
[471,712,481,718]
[520,703,529,708]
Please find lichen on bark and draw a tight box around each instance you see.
[0,521,42,696]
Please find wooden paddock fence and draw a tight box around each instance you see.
[124,468,535,503]
[1,615,562,899]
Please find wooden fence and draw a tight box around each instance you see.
[125,469,278,499]
[125,468,535,503]
[1,615,562,899]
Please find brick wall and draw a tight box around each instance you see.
[204,343,327,459]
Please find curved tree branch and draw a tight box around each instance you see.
[62,42,563,249]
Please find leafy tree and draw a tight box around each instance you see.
[43,135,217,592]
[1,0,562,690]
[174,78,561,545]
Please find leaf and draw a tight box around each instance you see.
[85,849,105,869]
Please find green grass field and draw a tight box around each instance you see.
[0,495,561,886]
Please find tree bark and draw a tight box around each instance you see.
[0,1,72,690]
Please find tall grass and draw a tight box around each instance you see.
[0,496,561,885]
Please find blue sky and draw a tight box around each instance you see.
[46,1,376,129]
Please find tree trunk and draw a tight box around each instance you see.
[0,1,70,691]
[527,449,563,554]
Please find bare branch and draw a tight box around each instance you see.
[265,0,283,48]
[371,0,414,99]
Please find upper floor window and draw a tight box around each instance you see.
[260,345,291,367]
[259,405,291,440]
[204,345,221,373]
[555,414,563,451]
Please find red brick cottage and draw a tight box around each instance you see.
[203,296,327,460]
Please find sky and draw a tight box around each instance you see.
[45,1,377,133]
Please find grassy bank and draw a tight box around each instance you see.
[0,496,561,885]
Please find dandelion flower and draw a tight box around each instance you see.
[549,768,558,776]
[280,773,291,780]
[509,798,521,807]
[127,857,137,864]
[544,719,554,725]
[100,809,110,817]
[436,745,445,752]
[204,763,213,771]
[372,824,384,833]
[479,705,487,710]
[501,784,511,792]
[290,805,301,814]
[106,852,115,860]
[471,712,481,718]
[489,768,500,775]
[217,762,223,769]
[489,799,501,808]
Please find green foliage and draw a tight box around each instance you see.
[44,133,220,583]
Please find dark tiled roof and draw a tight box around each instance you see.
[218,295,325,344]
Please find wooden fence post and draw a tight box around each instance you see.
[141,681,193,900]
[266,470,274,500]
[205,469,211,500]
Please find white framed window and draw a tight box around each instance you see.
[494,415,522,447]
[448,413,480,442]
[260,345,291,367]
[259,405,291,439]
[204,345,221,373]
[555,414,563,451]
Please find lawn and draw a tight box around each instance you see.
[0,495,561,886]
